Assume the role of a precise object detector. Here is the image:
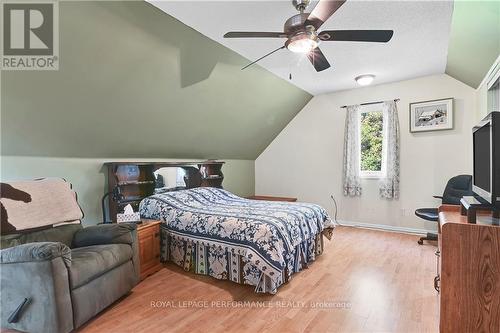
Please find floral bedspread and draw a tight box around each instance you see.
[139,187,334,285]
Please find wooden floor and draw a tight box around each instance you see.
[79,227,439,333]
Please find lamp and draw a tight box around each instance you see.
[101,186,124,223]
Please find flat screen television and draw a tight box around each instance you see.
[473,111,500,209]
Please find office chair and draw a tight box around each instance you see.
[416,175,473,245]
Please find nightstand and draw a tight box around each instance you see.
[137,220,162,280]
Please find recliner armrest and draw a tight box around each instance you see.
[0,242,71,266]
[72,223,137,248]
[1,243,74,332]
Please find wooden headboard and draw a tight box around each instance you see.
[103,161,224,223]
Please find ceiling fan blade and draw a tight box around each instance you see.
[319,30,394,42]
[224,32,287,38]
[304,0,346,30]
[307,47,331,72]
[241,46,286,70]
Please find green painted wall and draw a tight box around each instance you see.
[0,156,255,226]
[446,0,500,88]
[1,1,315,225]
[1,1,312,159]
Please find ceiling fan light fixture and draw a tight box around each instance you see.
[286,30,319,53]
[287,38,318,53]
[355,74,375,86]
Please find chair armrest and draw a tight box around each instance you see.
[0,242,71,265]
[72,223,137,248]
[1,243,74,332]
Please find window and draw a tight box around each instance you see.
[359,106,385,178]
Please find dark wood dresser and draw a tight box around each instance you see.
[437,205,500,333]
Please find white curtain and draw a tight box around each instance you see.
[379,100,400,199]
[342,105,362,196]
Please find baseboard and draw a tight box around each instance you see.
[337,220,431,236]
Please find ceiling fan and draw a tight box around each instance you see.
[223,0,394,72]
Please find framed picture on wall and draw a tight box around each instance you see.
[409,98,454,132]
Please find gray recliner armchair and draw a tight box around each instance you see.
[0,179,140,333]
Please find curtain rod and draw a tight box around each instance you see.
[340,98,400,108]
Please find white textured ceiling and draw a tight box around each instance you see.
[149,1,453,95]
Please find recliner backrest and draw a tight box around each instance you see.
[0,178,84,249]
[0,223,83,249]
[442,175,473,205]
[1,178,83,235]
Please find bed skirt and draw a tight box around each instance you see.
[159,224,331,294]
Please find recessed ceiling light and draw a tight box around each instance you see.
[355,74,375,86]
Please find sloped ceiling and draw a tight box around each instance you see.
[446,1,500,88]
[1,1,312,160]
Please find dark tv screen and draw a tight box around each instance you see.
[473,123,491,192]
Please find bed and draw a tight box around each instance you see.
[139,187,334,294]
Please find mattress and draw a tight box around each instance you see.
[139,187,334,293]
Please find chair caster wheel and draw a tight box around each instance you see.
[418,239,424,245]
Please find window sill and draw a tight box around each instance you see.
[360,173,383,179]
[360,176,382,180]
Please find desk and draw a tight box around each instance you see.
[437,205,500,332]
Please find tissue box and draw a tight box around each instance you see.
[117,212,141,223]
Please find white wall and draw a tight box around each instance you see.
[475,55,500,121]
[255,74,476,233]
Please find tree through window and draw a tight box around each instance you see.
[360,108,384,177]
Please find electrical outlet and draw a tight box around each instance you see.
[401,208,413,217]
